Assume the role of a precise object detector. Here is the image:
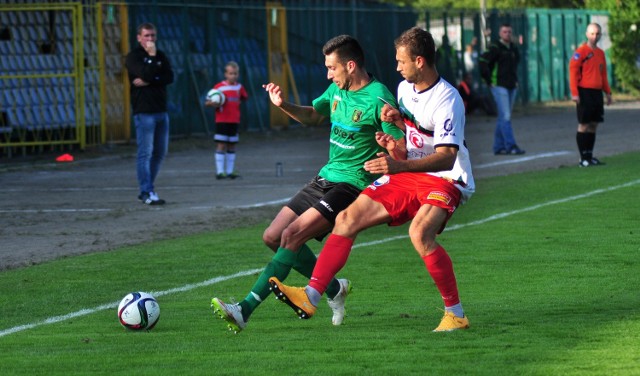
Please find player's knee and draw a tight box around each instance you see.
[333,210,357,237]
[408,228,436,256]
[262,228,280,251]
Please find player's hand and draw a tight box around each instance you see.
[204,100,220,108]
[571,95,580,104]
[364,152,402,175]
[262,83,283,107]
[380,104,400,123]
[133,78,149,87]
[145,41,157,56]
[375,132,398,151]
[605,93,612,106]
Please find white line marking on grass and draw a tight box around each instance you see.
[0,208,113,214]
[474,151,572,169]
[0,268,262,338]
[2,178,639,338]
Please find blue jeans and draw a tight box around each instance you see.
[134,112,169,194]
[490,86,518,153]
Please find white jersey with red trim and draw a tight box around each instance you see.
[397,77,475,202]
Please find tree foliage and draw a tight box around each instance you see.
[590,0,640,94]
[378,0,584,10]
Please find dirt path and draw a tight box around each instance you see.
[1,101,638,270]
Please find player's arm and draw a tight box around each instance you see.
[263,83,326,126]
[568,49,582,102]
[365,144,456,175]
[380,103,406,132]
[601,54,612,106]
[374,132,407,161]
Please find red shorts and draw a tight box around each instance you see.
[362,172,461,232]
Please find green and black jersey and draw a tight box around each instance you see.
[313,77,404,190]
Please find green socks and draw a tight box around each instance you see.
[238,244,342,321]
[239,247,298,320]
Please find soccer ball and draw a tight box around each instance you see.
[206,88,226,106]
[117,292,160,331]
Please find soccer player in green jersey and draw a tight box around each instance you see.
[211,35,405,333]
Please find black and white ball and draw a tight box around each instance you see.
[117,292,160,330]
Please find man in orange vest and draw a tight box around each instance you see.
[569,22,612,167]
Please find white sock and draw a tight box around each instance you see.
[225,152,236,175]
[305,286,321,307]
[215,152,225,174]
[445,303,464,318]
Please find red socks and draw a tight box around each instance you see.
[308,234,354,295]
[422,245,460,307]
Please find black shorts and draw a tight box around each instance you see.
[287,175,361,224]
[214,122,239,143]
[576,87,604,124]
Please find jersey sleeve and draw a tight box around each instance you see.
[568,46,583,97]
[312,85,334,117]
[432,93,464,149]
[376,89,404,140]
[240,85,249,100]
[600,50,612,95]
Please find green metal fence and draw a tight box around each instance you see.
[0,0,612,156]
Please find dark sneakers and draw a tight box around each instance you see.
[579,158,605,167]
[138,191,165,205]
[495,146,526,155]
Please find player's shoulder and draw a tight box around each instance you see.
[366,78,393,95]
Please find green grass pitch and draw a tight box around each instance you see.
[1,152,639,375]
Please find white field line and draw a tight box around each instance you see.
[1,178,638,338]
[473,151,572,169]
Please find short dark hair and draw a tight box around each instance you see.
[137,22,156,35]
[394,27,436,67]
[322,35,365,67]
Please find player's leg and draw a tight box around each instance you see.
[270,194,391,319]
[226,126,240,178]
[412,176,468,331]
[576,88,604,166]
[214,124,230,178]
[211,207,318,332]
[409,198,469,331]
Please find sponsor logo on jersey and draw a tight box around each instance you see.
[427,191,452,204]
[440,118,456,137]
[367,175,390,190]
[409,130,424,148]
[332,126,355,140]
[352,109,363,123]
[332,100,338,112]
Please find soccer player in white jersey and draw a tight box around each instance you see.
[270,26,475,332]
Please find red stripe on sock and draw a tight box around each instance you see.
[422,245,460,307]
[308,234,353,295]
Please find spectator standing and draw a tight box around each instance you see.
[479,23,525,155]
[206,61,249,179]
[125,22,174,205]
[569,23,612,167]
